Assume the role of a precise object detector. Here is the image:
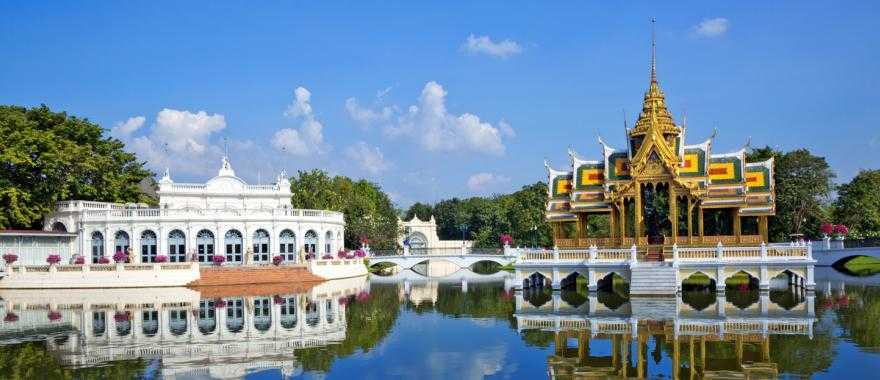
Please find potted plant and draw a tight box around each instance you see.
[97,256,111,264]
[46,254,61,265]
[500,234,513,246]
[820,223,834,238]
[74,256,85,265]
[4,312,18,323]
[113,250,128,264]
[833,224,849,240]
[113,311,129,322]
[155,255,169,263]
[272,255,284,266]
[2,252,17,265]
[48,311,62,321]
[212,255,226,266]
[321,253,334,260]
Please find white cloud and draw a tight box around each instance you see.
[467,172,510,192]
[345,97,395,128]
[694,18,730,38]
[111,116,145,138]
[274,86,327,156]
[153,109,226,154]
[384,81,511,155]
[345,142,390,175]
[461,34,522,58]
[498,120,516,138]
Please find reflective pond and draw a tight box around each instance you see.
[1,267,879,379]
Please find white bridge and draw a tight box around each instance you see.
[367,248,517,270]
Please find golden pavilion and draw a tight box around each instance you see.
[545,31,775,248]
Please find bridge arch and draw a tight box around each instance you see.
[681,270,717,291]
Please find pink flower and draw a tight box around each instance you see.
[820,223,834,235]
[113,251,128,263]
[321,254,334,260]
[354,249,366,258]
[212,255,226,265]
[214,299,226,308]
[500,234,513,246]
[74,256,85,265]
[2,253,17,264]
[97,256,111,264]
[4,312,18,323]
[46,254,61,265]
[155,255,169,263]
[273,295,284,305]
[48,311,62,321]
[113,312,129,322]
[272,255,284,266]
[834,224,849,235]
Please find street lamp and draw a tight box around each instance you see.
[531,225,538,248]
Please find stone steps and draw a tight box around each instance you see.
[188,265,323,287]
[630,263,679,295]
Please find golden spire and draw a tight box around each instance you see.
[631,17,677,137]
[651,17,657,83]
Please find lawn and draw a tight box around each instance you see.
[842,256,880,276]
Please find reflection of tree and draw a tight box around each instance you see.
[768,333,834,375]
[519,329,555,348]
[419,283,516,324]
[0,341,149,379]
[769,290,800,310]
[726,289,759,309]
[597,289,628,310]
[560,290,587,308]
[294,284,401,372]
[523,288,552,308]
[681,289,715,311]
[834,285,880,350]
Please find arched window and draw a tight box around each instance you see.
[225,298,244,333]
[408,232,428,255]
[196,230,215,263]
[280,296,297,329]
[169,309,188,336]
[141,230,157,263]
[325,231,334,254]
[142,310,159,337]
[197,300,216,335]
[306,301,319,327]
[168,230,186,262]
[253,297,271,332]
[92,311,106,337]
[114,231,130,256]
[252,229,270,263]
[279,230,297,262]
[91,232,104,263]
[326,299,334,324]
[304,230,318,255]
[225,230,243,263]
[51,222,67,232]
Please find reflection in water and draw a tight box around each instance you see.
[1,269,880,378]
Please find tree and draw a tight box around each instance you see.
[0,105,154,229]
[403,202,433,221]
[289,170,399,249]
[747,147,835,241]
[834,170,880,238]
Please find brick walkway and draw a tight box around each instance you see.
[187,265,324,288]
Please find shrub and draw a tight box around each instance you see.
[2,253,17,264]
[74,256,85,265]
[46,254,61,265]
[155,255,169,263]
[212,255,226,265]
[113,250,128,263]
[97,256,111,264]
[272,255,284,266]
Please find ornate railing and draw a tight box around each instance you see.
[555,235,765,248]
[57,202,344,222]
[514,242,812,265]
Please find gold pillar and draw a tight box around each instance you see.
[619,200,627,241]
[621,335,629,378]
[610,209,617,241]
[689,337,695,380]
[687,197,694,244]
[673,337,680,380]
[576,214,586,239]
[734,210,742,241]
[612,335,620,368]
[759,215,769,243]
[701,337,706,372]
[762,336,770,362]
[634,183,643,240]
[578,331,590,364]
[670,188,679,240]
[698,205,704,239]
[555,332,564,356]
[637,333,647,378]
[736,336,743,368]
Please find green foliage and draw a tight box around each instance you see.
[0,105,154,229]
[406,182,554,248]
[834,170,880,238]
[0,341,149,379]
[403,202,433,221]
[747,146,835,241]
[289,170,399,249]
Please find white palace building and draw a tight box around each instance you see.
[26,157,345,266]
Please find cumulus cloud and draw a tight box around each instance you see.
[461,34,522,58]
[345,97,395,128]
[382,81,511,155]
[153,109,226,154]
[110,116,145,138]
[345,142,390,175]
[467,172,510,192]
[694,18,730,38]
[273,86,327,156]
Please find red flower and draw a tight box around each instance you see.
[214,299,226,308]
[46,254,61,265]
[820,223,834,235]
[113,312,129,322]
[273,295,284,305]
[4,312,18,322]
[356,291,370,303]
[499,234,513,246]
[97,256,111,264]
[74,256,85,265]
[272,255,284,266]
[834,224,849,235]
[2,253,17,264]
[48,311,62,321]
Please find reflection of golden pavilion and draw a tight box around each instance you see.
[545,25,775,248]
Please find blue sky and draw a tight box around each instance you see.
[1,1,877,207]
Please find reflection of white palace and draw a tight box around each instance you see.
[0,277,367,379]
[35,157,345,266]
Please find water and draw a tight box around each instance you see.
[1,267,879,379]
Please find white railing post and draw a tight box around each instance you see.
[716,242,724,261]
[588,245,597,263]
[807,241,813,260]
[460,243,467,256]
[552,246,559,262]
[630,245,637,263]
[672,243,679,264]
[403,245,410,257]
[760,242,767,261]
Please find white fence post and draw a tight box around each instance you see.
[553,246,559,262]
[589,245,597,263]
[630,245,638,263]
[760,242,767,261]
[672,243,679,264]
[716,242,724,261]
[807,241,813,260]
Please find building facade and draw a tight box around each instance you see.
[398,215,473,254]
[545,38,775,248]
[41,157,345,265]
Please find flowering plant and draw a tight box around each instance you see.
[4,312,18,322]
[338,296,350,306]
[305,253,316,260]
[97,256,111,264]
[337,249,348,259]
[359,235,370,246]
[321,254,334,260]
[354,249,366,258]
[499,234,513,246]
[834,224,849,236]
[113,312,129,322]
[356,291,370,303]
[272,255,284,266]
[214,299,226,308]
[46,254,61,265]
[273,295,284,305]
[48,311,62,321]
[155,255,169,263]
[820,223,834,236]
[113,250,128,263]
[74,256,85,265]
[2,253,17,264]
[212,255,226,266]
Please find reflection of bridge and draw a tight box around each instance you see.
[370,269,518,294]
[515,289,815,379]
[0,278,368,379]
[813,246,880,266]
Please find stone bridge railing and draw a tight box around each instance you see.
[513,242,812,265]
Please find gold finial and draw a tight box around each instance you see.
[651,17,657,83]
